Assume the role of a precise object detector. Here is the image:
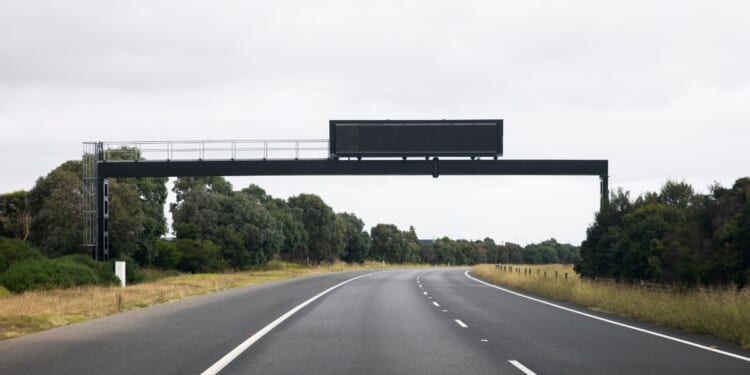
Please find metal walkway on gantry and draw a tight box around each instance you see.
[82,139,608,261]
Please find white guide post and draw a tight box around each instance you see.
[115,261,126,287]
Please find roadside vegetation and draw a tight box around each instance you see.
[471,264,750,349]
[577,178,750,288]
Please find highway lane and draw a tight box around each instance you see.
[215,268,750,374]
[426,269,750,374]
[1,268,749,374]
[0,270,375,375]
[219,269,510,374]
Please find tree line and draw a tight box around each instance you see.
[0,157,580,291]
[576,178,750,287]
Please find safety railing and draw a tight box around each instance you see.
[97,139,329,161]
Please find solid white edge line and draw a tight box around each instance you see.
[465,271,750,363]
[509,360,537,375]
[201,271,386,375]
[454,319,468,328]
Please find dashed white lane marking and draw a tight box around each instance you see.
[419,285,423,288]
[481,339,489,342]
[442,309,448,312]
[509,360,536,375]
[201,271,385,375]
[423,291,428,295]
[465,271,750,364]
[454,319,468,328]
[432,301,440,307]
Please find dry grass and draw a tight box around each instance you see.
[471,264,750,349]
[0,260,433,340]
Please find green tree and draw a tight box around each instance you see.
[537,239,561,264]
[401,226,422,263]
[263,198,308,262]
[420,240,437,264]
[495,243,510,263]
[288,194,342,263]
[659,181,696,209]
[576,188,633,278]
[175,239,225,273]
[522,244,541,264]
[370,224,403,263]
[432,237,469,265]
[154,239,182,269]
[171,178,284,269]
[454,239,471,265]
[25,154,166,263]
[171,177,226,240]
[557,243,581,264]
[28,161,84,257]
[337,212,370,263]
[132,177,168,265]
[613,202,684,281]
[242,184,272,204]
[574,179,750,286]
[712,178,750,287]
[482,238,498,263]
[230,190,284,267]
[0,191,31,241]
[505,242,524,263]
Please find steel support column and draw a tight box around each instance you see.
[95,176,110,261]
[600,174,609,212]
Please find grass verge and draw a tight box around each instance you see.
[0,260,428,340]
[471,264,750,350]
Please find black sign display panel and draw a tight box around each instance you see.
[330,119,503,158]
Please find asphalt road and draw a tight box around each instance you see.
[1,268,748,374]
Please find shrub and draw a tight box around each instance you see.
[0,259,72,292]
[0,237,43,274]
[55,261,98,286]
[175,239,226,273]
[0,285,10,297]
[55,254,119,285]
[154,240,182,270]
[0,254,125,293]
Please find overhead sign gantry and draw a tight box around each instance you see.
[83,119,608,261]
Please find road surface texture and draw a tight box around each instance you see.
[1,268,748,374]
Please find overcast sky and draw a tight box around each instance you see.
[1,1,748,245]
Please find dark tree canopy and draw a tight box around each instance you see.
[576,178,750,287]
[288,194,343,264]
[337,212,370,263]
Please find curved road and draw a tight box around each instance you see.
[1,268,748,374]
